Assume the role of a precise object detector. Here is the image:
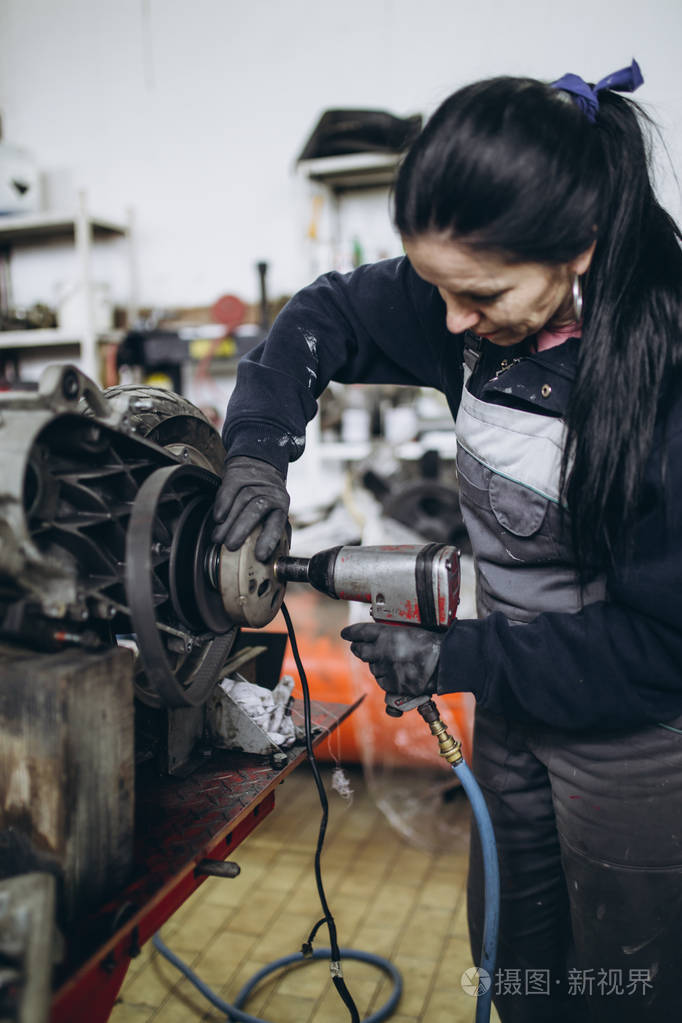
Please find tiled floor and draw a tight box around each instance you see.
[112,762,500,1023]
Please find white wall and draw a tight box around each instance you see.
[1,0,681,311]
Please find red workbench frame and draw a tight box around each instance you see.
[51,698,359,1023]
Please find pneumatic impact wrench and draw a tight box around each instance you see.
[275,541,460,721]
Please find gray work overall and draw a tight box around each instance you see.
[455,352,682,1022]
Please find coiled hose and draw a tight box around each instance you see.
[152,932,402,1022]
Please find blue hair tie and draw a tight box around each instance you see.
[550,59,644,122]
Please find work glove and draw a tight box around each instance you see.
[340,622,442,697]
[211,455,290,562]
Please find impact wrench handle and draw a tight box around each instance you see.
[384,692,434,717]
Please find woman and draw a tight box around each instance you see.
[212,62,682,1021]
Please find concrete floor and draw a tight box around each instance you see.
[111,761,500,1023]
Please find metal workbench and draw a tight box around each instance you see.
[51,697,359,1023]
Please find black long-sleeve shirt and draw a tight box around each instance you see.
[223,256,682,730]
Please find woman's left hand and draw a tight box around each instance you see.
[340,623,442,696]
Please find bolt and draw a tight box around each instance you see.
[195,859,241,879]
[182,447,189,460]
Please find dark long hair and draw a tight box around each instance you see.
[394,77,682,570]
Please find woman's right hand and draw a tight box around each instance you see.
[211,455,290,562]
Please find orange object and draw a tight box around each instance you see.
[262,589,474,769]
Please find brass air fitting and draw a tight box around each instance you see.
[417,699,464,765]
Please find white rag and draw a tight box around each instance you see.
[219,674,296,748]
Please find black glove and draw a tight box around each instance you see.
[340,622,442,697]
[211,455,290,562]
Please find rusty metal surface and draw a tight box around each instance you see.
[53,696,360,1010]
[129,698,355,888]
[0,873,55,1023]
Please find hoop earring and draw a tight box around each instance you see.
[572,274,584,322]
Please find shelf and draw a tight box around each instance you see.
[0,210,128,246]
[0,192,135,382]
[300,152,402,191]
[0,328,123,350]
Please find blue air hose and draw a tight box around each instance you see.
[152,932,402,1022]
[452,759,499,1023]
[153,757,499,1023]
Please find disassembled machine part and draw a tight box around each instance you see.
[205,527,289,629]
[0,365,287,712]
[125,463,237,708]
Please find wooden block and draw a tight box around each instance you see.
[0,644,135,922]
